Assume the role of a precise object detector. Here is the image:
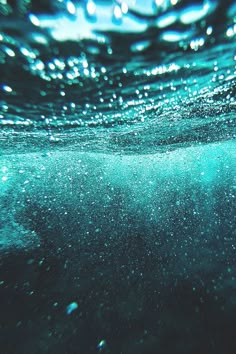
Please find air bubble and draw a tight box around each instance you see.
[2,85,12,93]
[86,0,96,17]
[67,1,76,15]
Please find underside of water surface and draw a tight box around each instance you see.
[0,1,236,354]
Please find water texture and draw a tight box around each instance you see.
[0,0,235,153]
[0,1,236,354]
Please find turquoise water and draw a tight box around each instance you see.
[0,1,236,353]
[1,0,235,153]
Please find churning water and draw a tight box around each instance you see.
[0,1,235,353]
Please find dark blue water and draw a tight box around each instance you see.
[0,1,236,353]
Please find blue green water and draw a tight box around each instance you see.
[1,0,235,153]
[0,1,236,353]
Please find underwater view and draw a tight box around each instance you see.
[0,0,235,353]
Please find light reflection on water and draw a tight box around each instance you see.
[0,0,235,153]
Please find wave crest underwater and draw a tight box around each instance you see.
[0,0,235,153]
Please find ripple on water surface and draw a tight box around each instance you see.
[0,0,235,153]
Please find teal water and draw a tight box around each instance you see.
[1,0,235,153]
[0,1,236,353]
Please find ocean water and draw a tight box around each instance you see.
[0,1,235,353]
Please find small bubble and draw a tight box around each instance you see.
[86,1,96,16]
[107,47,113,55]
[2,85,12,93]
[35,60,45,71]
[5,47,15,57]
[66,302,78,315]
[206,26,213,35]
[29,14,40,26]
[67,1,76,15]
[97,339,106,350]
[121,2,128,14]
[113,5,122,21]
